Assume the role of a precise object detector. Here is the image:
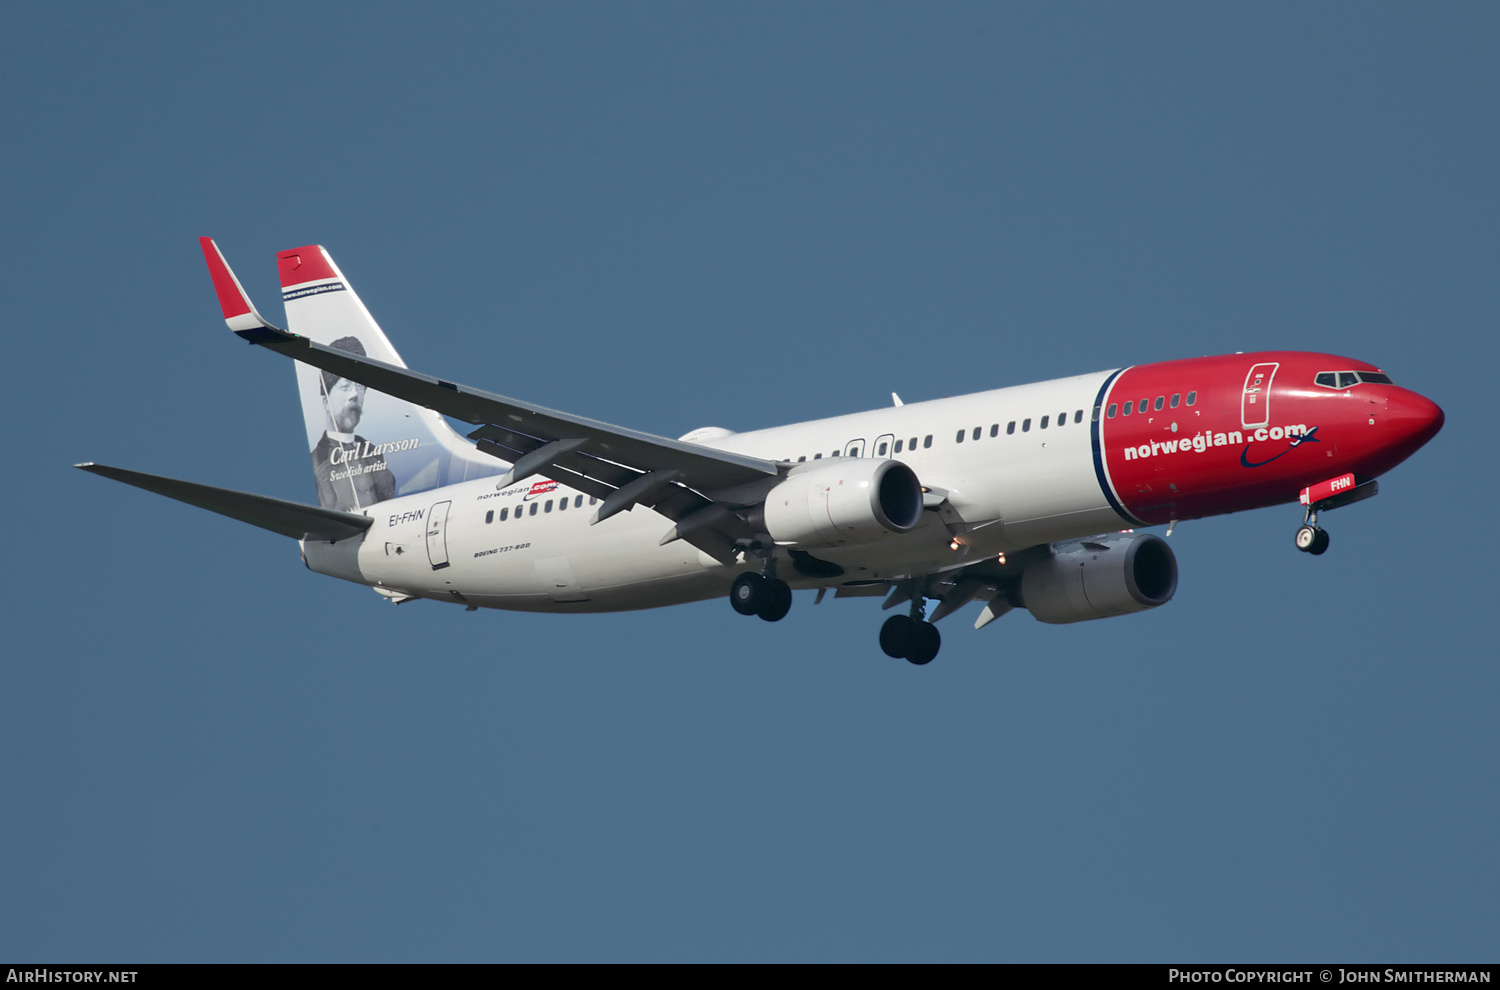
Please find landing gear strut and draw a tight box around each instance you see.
[879,596,941,665]
[1295,509,1330,555]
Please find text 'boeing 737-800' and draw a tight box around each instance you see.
[77,239,1445,664]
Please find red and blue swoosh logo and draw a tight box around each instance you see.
[1241,426,1320,468]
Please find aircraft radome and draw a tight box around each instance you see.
[77,239,1445,664]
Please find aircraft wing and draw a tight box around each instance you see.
[858,544,1043,626]
[242,325,769,560]
[243,323,778,492]
[76,463,373,543]
[201,238,781,562]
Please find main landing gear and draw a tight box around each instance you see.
[1295,508,1330,556]
[730,571,793,622]
[727,559,942,665]
[879,599,941,665]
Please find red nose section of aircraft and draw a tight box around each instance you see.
[1097,352,1443,526]
[1382,387,1445,465]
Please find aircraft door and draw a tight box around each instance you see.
[844,438,867,458]
[872,433,896,458]
[426,500,452,570]
[1241,362,1279,429]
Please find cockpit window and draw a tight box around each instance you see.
[1316,371,1377,389]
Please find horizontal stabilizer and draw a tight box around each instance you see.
[76,463,373,543]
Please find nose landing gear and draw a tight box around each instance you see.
[1293,473,1380,556]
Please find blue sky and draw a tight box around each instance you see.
[2,2,1496,962]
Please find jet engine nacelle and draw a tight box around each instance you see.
[1020,532,1178,624]
[757,458,924,549]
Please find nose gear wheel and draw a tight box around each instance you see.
[1295,525,1329,555]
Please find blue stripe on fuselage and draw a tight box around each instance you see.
[1090,369,1144,526]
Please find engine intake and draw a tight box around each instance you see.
[1020,532,1178,624]
[758,458,924,549]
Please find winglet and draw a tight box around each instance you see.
[198,237,289,342]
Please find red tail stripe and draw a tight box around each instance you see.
[277,245,339,287]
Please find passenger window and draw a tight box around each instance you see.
[923,435,933,448]
[1339,372,1359,388]
[529,503,539,516]
[798,455,807,462]
[1040,415,1049,429]
[485,510,494,524]
[500,507,508,521]
[544,499,553,512]
[1170,393,1180,408]
[1154,396,1164,411]
[972,427,981,441]
[893,440,903,453]
[575,495,583,508]
[876,442,888,456]
[1022,418,1031,432]
[1186,391,1197,406]
[1076,409,1084,424]
[1122,401,1132,416]
[909,437,918,450]
[1006,421,1016,434]
[1140,398,1150,413]
[1107,403,1117,418]
[1057,411,1066,426]
[557,497,567,511]
[990,424,998,437]
[955,429,965,443]
[589,497,597,505]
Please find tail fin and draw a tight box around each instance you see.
[201,239,502,511]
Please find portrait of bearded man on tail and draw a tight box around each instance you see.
[310,336,398,512]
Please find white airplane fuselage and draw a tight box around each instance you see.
[308,370,1118,611]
